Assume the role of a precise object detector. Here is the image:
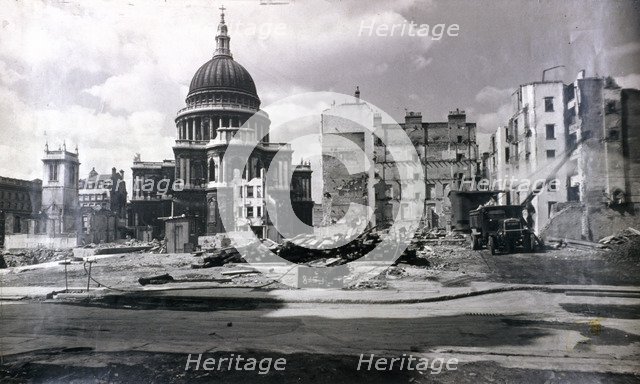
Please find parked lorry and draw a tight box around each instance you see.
[448,190,507,232]
[469,205,535,255]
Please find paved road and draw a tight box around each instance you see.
[1,289,639,382]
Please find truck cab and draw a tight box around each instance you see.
[469,205,534,255]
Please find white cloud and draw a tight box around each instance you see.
[474,86,513,106]
[615,73,640,90]
[0,60,25,85]
[0,0,438,185]
[475,102,512,135]
[85,63,182,113]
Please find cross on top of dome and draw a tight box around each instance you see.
[214,4,231,58]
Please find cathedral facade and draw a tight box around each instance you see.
[130,9,312,241]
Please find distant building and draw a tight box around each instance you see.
[78,167,127,214]
[488,125,511,204]
[77,167,127,243]
[0,176,42,237]
[127,158,176,240]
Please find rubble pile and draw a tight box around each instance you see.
[189,226,465,270]
[80,238,167,254]
[0,248,73,268]
[599,227,640,265]
[191,247,246,269]
[275,227,435,267]
[277,228,382,264]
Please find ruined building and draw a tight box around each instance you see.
[391,109,480,229]
[78,167,127,244]
[320,90,377,230]
[489,71,640,240]
[320,89,477,230]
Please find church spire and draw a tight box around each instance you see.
[214,5,232,58]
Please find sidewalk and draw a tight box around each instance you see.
[3,281,639,304]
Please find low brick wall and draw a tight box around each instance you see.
[4,234,78,250]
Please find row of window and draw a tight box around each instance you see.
[188,93,258,109]
[0,201,30,210]
[80,181,110,190]
[0,190,29,200]
[238,185,262,198]
[80,194,107,202]
[47,163,77,184]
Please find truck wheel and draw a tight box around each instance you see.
[470,234,480,250]
[488,236,496,255]
[523,234,532,253]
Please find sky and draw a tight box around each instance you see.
[0,0,639,198]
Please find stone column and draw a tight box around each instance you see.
[186,158,191,187]
[219,155,223,182]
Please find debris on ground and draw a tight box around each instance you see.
[344,278,388,290]
[221,269,258,276]
[191,247,246,269]
[1,248,74,267]
[81,238,167,254]
[599,227,640,265]
[138,273,175,286]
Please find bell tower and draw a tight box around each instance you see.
[41,142,80,235]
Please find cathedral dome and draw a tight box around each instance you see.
[188,56,257,97]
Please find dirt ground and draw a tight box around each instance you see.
[1,350,638,384]
[0,252,286,291]
[2,241,639,290]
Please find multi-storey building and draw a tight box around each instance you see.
[0,176,42,238]
[320,90,377,229]
[490,71,640,240]
[78,167,127,214]
[77,167,127,243]
[127,158,176,240]
[320,90,478,230]
[391,109,480,229]
[505,80,569,233]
